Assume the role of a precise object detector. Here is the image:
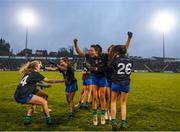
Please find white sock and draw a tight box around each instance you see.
[27,114,31,116]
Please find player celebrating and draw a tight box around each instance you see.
[74,39,108,126]
[106,32,133,121]
[14,60,64,125]
[59,57,78,118]
[46,57,78,118]
[109,45,133,130]
[78,61,91,109]
[105,45,115,120]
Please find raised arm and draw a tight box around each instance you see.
[124,32,133,49]
[43,77,65,83]
[73,38,85,57]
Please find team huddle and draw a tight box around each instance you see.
[14,32,133,130]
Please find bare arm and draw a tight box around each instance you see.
[43,77,65,83]
[124,32,133,49]
[45,67,58,71]
[73,38,85,57]
[57,64,67,71]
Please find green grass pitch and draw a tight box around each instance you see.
[0,71,180,131]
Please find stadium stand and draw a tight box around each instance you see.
[130,57,180,73]
[0,56,180,72]
[0,39,179,72]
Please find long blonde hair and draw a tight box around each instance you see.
[19,60,40,75]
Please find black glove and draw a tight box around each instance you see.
[48,60,58,67]
[40,65,45,70]
[128,32,133,39]
[73,38,78,44]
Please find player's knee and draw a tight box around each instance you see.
[92,96,97,102]
[111,95,117,102]
[100,94,106,102]
[70,99,73,103]
[121,99,126,105]
[111,100,116,105]
[42,100,48,106]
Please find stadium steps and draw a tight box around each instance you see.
[144,64,153,72]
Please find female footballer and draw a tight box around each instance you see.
[106,32,133,121]
[45,57,78,118]
[105,45,115,121]
[109,45,133,130]
[14,60,64,125]
[77,60,91,109]
[74,39,108,126]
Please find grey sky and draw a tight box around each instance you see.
[0,0,180,58]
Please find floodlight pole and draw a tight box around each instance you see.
[25,25,28,61]
[162,32,165,60]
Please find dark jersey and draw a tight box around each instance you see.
[106,57,114,80]
[59,65,77,85]
[82,63,91,79]
[85,53,108,77]
[110,55,132,85]
[14,71,45,99]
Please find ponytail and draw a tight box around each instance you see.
[19,61,40,75]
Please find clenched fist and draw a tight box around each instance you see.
[73,38,78,44]
[127,32,133,39]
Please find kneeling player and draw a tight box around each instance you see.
[14,61,64,125]
[109,45,133,130]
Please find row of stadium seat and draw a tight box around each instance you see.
[0,58,180,72]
